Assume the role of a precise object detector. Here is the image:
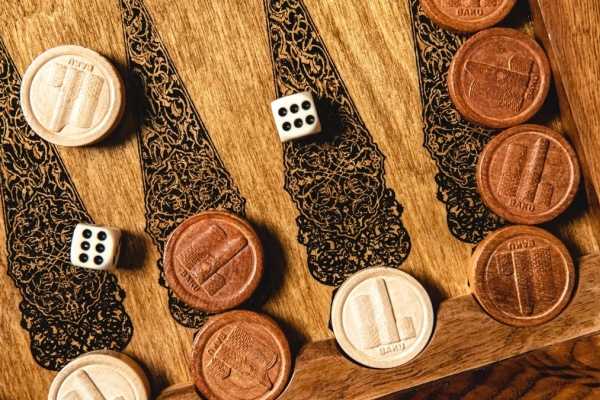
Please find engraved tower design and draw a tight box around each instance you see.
[47,59,104,132]
[177,225,247,296]
[492,243,557,316]
[350,279,416,350]
[497,138,553,211]
[63,370,126,400]
[207,325,277,391]
[467,55,534,113]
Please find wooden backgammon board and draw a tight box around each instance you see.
[2,0,600,399]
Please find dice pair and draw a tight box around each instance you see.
[67,92,321,272]
[271,91,322,142]
[70,223,121,271]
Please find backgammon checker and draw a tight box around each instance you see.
[163,211,263,313]
[477,124,580,224]
[191,310,291,400]
[448,28,551,128]
[470,225,575,326]
[331,267,434,369]
[47,350,150,400]
[421,0,517,32]
[270,91,321,142]
[20,45,125,146]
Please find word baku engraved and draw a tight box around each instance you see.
[47,58,104,132]
[493,241,556,316]
[498,138,552,212]
[63,370,125,400]
[351,279,416,356]
[444,0,501,16]
[467,55,537,113]
[177,225,247,296]
[207,324,277,391]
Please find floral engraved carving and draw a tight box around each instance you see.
[409,0,503,243]
[0,39,132,370]
[119,0,246,327]
[265,0,411,285]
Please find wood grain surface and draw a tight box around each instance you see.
[395,333,600,400]
[529,0,600,240]
[0,0,598,399]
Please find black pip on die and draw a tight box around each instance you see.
[70,223,121,270]
[271,91,321,142]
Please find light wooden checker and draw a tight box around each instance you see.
[20,45,125,146]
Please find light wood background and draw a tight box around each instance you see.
[0,0,598,399]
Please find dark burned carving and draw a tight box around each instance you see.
[409,0,504,243]
[119,0,246,327]
[0,39,132,370]
[265,0,411,285]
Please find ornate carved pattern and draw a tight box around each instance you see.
[265,0,411,285]
[409,0,504,243]
[0,40,132,370]
[119,0,246,327]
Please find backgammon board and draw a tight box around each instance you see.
[1,0,600,399]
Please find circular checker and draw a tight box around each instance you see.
[20,45,125,147]
[164,210,264,313]
[48,350,150,400]
[448,28,551,128]
[477,124,580,224]
[421,0,517,32]
[191,310,291,400]
[470,225,575,327]
[331,267,434,369]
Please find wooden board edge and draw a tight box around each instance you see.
[528,0,600,238]
[279,254,600,400]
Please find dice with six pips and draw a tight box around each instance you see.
[70,223,121,271]
[271,91,321,142]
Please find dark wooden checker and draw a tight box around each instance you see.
[0,1,599,399]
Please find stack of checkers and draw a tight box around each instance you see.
[419,0,580,327]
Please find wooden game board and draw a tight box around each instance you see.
[1,1,599,399]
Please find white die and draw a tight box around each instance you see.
[70,223,121,271]
[271,91,321,142]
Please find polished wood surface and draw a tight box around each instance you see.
[529,0,600,241]
[395,333,600,399]
[0,1,598,399]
